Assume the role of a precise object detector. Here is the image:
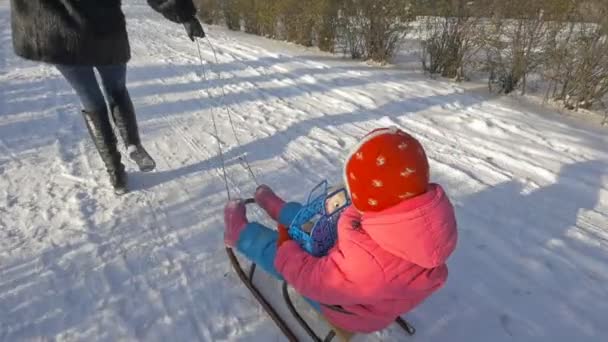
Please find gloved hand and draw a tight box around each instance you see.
[224,199,248,248]
[277,224,291,248]
[184,18,205,41]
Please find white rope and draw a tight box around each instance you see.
[196,39,232,200]
[195,37,261,200]
[203,37,260,186]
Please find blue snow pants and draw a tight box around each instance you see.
[235,201,321,312]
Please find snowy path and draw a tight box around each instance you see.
[2,2,608,341]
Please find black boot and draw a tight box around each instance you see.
[109,90,140,147]
[127,144,156,172]
[82,110,128,195]
[109,91,156,172]
[108,167,128,195]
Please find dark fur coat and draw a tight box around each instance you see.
[10,0,197,65]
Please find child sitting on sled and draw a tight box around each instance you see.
[223,126,458,338]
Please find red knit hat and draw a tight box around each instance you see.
[344,127,430,212]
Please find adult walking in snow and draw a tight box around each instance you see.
[9,0,205,194]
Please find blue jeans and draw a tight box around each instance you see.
[56,64,127,113]
[56,64,141,147]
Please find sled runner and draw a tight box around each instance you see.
[225,184,416,341]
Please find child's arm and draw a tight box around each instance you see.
[274,241,362,306]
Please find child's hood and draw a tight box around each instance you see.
[361,184,458,268]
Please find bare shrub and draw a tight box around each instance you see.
[557,28,607,110]
[338,0,413,62]
[239,0,259,34]
[485,1,550,95]
[220,0,241,30]
[197,0,221,25]
[278,0,316,46]
[314,0,339,52]
[238,0,278,37]
[420,0,483,81]
[544,1,608,111]
[255,2,279,37]
[337,9,367,59]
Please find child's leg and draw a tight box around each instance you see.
[235,222,283,280]
[237,221,322,314]
[303,297,321,312]
[255,185,303,225]
[277,202,304,227]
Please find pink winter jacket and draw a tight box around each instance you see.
[274,184,458,333]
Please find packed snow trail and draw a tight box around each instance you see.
[2,1,608,341]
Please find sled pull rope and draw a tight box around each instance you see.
[204,36,260,186]
[195,38,260,198]
[195,38,233,200]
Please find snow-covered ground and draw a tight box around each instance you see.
[2,2,608,341]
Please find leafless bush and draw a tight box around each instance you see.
[338,0,413,62]
[239,0,258,34]
[337,13,367,59]
[420,1,483,81]
[486,6,549,95]
[601,103,608,126]
[543,1,608,111]
[221,0,241,31]
[314,0,339,52]
[196,0,222,25]
[255,2,279,38]
[237,0,278,37]
[556,28,607,110]
[278,0,316,46]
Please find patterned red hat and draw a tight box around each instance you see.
[344,127,429,212]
